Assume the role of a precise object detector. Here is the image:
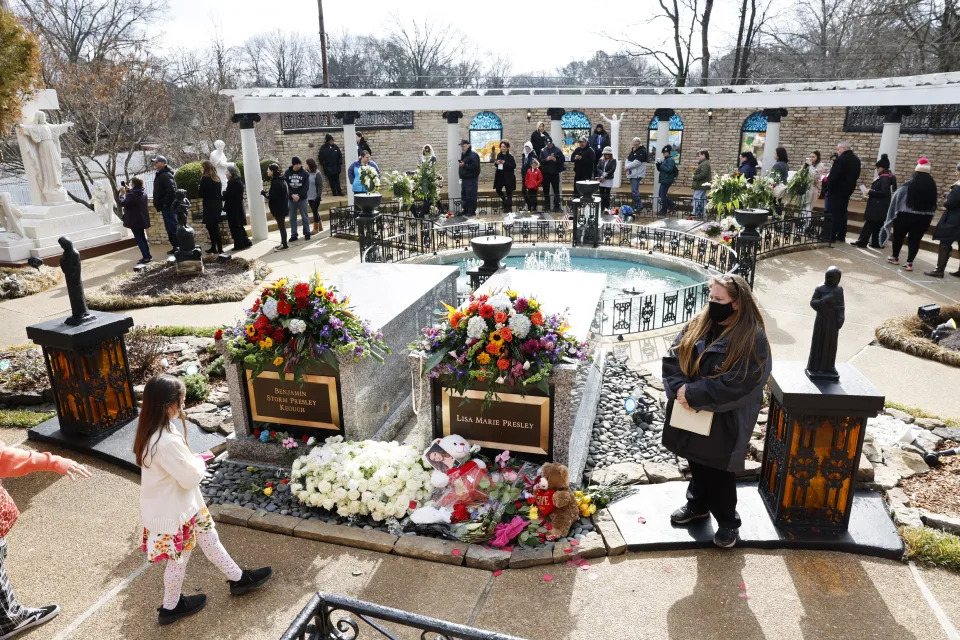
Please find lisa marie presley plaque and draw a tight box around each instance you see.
[441,388,550,456]
[247,370,341,431]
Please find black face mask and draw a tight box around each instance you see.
[709,301,735,324]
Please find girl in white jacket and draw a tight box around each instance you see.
[134,375,272,626]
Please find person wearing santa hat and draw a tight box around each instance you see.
[882,158,938,272]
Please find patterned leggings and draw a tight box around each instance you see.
[162,529,242,609]
[0,538,29,635]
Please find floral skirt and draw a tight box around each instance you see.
[141,506,214,564]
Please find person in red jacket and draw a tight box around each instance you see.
[524,159,543,213]
[0,443,91,638]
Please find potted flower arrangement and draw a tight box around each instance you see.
[410,289,589,404]
[413,156,441,219]
[384,170,414,208]
[226,271,390,382]
[355,166,382,216]
[785,164,815,211]
[706,172,748,216]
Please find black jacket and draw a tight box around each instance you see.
[539,145,565,176]
[596,157,617,183]
[521,151,536,178]
[571,146,596,180]
[826,150,862,200]
[152,165,177,211]
[222,177,246,227]
[530,130,548,156]
[284,166,309,200]
[459,147,481,180]
[863,171,897,222]
[493,152,516,190]
[933,183,960,242]
[198,175,223,225]
[771,161,789,184]
[357,138,372,157]
[262,175,288,218]
[120,188,150,230]
[590,131,611,158]
[661,326,771,472]
[318,142,343,175]
[628,147,649,164]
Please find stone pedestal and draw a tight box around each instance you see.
[0,201,126,263]
[222,263,459,464]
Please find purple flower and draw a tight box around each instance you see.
[329,317,344,330]
[514,298,529,312]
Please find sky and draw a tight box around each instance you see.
[156,0,747,76]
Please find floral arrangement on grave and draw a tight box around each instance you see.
[707,172,748,216]
[413,157,440,218]
[384,170,413,206]
[702,221,723,238]
[290,437,432,520]
[744,171,779,213]
[785,163,815,209]
[410,289,590,404]
[359,165,380,194]
[225,271,390,381]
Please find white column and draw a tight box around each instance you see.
[341,115,358,208]
[549,119,563,151]
[443,111,462,211]
[760,109,786,175]
[653,109,672,215]
[234,113,268,242]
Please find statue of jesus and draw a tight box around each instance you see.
[18,111,72,204]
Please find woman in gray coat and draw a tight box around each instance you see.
[661,274,771,549]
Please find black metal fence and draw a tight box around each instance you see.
[281,592,526,640]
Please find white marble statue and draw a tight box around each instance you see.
[92,183,117,225]
[0,193,27,239]
[17,111,72,204]
[209,140,230,191]
[600,112,627,188]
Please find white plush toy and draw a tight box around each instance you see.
[409,505,453,525]
[422,434,487,489]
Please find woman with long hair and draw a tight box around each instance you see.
[261,163,289,252]
[198,160,223,254]
[738,151,758,182]
[883,158,938,271]
[661,274,772,549]
[222,166,252,251]
[305,157,324,234]
[134,375,271,626]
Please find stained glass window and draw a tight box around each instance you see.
[740,111,767,163]
[469,111,503,162]
[648,112,684,163]
[561,111,591,161]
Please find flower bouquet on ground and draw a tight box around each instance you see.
[359,165,380,193]
[226,271,389,382]
[290,437,432,520]
[410,289,590,404]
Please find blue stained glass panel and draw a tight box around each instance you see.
[649,113,684,130]
[469,111,503,131]
[562,111,591,129]
[742,111,767,132]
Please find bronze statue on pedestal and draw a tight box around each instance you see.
[806,266,845,381]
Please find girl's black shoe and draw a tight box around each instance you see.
[157,594,206,625]
[229,567,273,595]
[205,247,217,254]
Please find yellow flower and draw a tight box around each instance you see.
[263,487,273,497]
[575,490,584,498]
[476,352,491,365]
[260,337,273,350]
[589,504,597,515]
[314,285,326,297]
[527,299,539,311]
[258,340,266,349]
[582,495,591,504]
[506,288,518,298]
[275,278,287,289]
[245,325,255,337]
[529,505,539,521]
[273,356,284,366]
[490,331,502,342]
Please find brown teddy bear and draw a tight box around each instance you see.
[534,462,581,539]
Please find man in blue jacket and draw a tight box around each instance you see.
[458,139,481,217]
[284,156,310,241]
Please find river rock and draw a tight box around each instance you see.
[590,462,648,486]
[882,448,930,479]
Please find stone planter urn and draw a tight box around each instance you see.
[470,235,512,274]
[575,180,600,197]
[734,208,770,238]
[354,193,382,217]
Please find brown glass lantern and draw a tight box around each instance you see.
[759,362,884,532]
[26,313,137,438]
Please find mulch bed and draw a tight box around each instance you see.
[901,448,960,519]
[88,257,270,310]
[0,266,61,299]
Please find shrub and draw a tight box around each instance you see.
[174,162,203,199]
[903,526,960,571]
[125,328,167,385]
[182,373,209,402]
[207,355,225,379]
[0,409,53,428]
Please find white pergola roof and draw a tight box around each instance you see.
[223,72,960,113]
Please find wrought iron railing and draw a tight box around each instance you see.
[281,592,526,640]
[596,281,711,336]
[757,214,833,256]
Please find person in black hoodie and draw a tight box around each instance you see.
[317,134,343,196]
[150,155,179,254]
[261,163,289,251]
[458,139,481,216]
[222,166,251,251]
[356,133,372,158]
[570,137,596,184]
[530,122,548,157]
[283,156,310,242]
[851,154,896,249]
[493,140,516,213]
[119,177,151,264]
[825,141,862,241]
[590,124,611,159]
[539,137,565,212]
[198,161,223,254]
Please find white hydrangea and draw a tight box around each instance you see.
[262,297,279,320]
[489,293,512,311]
[508,313,532,339]
[466,315,487,340]
[289,319,307,335]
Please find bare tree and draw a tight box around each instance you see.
[242,30,311,88]
[379,15,462,88]
[607,0,702,87]
[701,0,714,84]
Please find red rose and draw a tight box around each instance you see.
[452,504,469,523]
[255,314,270,328]
[545,523,553,530]
[296,297,308,309]
[266,481,275,489]
[273,328,285,342]
[214,329,223,340]
[277,299,292,316]
[494,311,507,324]
[514,501,523,508]
[280,478,290,484]
[252,299,261,312]
[527,497,536,505]
[302,434,308,442]
[497,358,510,371]
[479,305,494,319]
[270,431,277,437]
[409,500,418,510]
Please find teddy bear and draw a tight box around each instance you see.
[422,434,487,489]
[534,462,580,539]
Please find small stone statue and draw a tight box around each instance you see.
[209,140,229,191]
[91,183,117,226]
[174,189,199,258]
[806,266,845,381]
[0,193,26,239]
[58,236,93,326]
